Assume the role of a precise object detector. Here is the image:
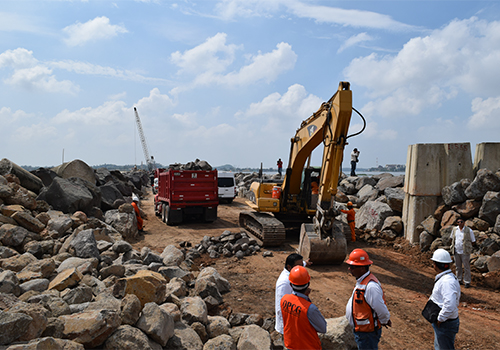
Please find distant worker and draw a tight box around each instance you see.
[310,178,319,209]
[351,148,360,176]
[277,158,283,177]
[281,265,327,350]
[341,201,356,242]
[450,218,476,288]
[345,249,391,350]
[426,249,460,350]
[131,194,144,232]
[275,253,312,335]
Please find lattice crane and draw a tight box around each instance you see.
[134,107,155,172]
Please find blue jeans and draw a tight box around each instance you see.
[353,328,382,350]
[432,318,459,350]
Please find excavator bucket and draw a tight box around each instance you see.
[298,221,347,264]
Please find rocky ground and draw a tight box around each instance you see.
[136,192,500,350]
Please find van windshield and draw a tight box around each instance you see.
[218,178,235,187]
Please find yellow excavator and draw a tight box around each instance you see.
[239,81,365,264]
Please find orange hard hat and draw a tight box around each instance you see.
[346,249,373,266]
[289,266,310,286]
[347,201,353,206]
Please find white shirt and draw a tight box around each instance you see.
[351,150,359,162]
[454,226,475,254]
[275,268,292,334]
[430,270,460,322]
[345,271,390,328]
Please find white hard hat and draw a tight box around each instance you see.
[430,249,452,263]
[132,194,139,202]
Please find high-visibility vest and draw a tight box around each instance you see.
[352,273,386,332]
[281,294,322,350]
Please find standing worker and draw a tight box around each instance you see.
[281,266,327,350]
[131,194,144,232]
[450,218,476,288]
[350,148,360,176]
[275,253,312,335]
[277,158,283,177]
[345,249,391,350]
[341,201,356,242]
[426,249,460,349]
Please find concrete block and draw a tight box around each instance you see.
[402,193,439,244]
[474,142,500,176]
[404,143,473,196]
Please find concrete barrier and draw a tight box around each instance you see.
[474,142,500,176]
[403,143,473,243]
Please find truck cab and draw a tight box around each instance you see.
[217,171,236,203]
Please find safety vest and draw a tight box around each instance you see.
[281,294,322,350]
[352,273,386,333]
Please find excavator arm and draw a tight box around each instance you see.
[282,82,352,216]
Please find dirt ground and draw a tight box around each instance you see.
[132,191,500,350]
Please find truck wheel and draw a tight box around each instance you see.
[162,203,168,223]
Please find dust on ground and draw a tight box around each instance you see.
[132,191,500,350]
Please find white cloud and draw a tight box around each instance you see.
[0,107,34,125]
[0,12,42,33]
[0,48,38,69]
[172,37,297,91]
[135,88,177,114]
[338,33,374,53]
[5,66,79,94]
[52,100,128,125]
[62,16,128,47]
[16,123,58,141]
[344,17,500,118]
[214,0,417,31]
[468,96,500,129]
[171,33,241,75]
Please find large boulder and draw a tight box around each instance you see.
[442,181,468,206]
[36,177,95,215]
[105,210,138,241]
[319,316,357,350]
[113,270,167,307]
[465,168,500,200]
[376,175,404,191]
[356,185,379,207]
[166,321,203,350]
[479,191,500,225]
[99,183,125,211]
[68,229,100,260]
[236,324,271,350]
[51,159,96,185]
[452,199,481,219]
[0,158,44,194]
[104,325,163,350]
[384,187,404,213]
[136,302,174,346]
[0,311,33,345]
[356,201,394,231]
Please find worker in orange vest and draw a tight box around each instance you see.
[281,266,327,350]
[341,202,356,242]
[345,249,391,350]
[131,194,144,232]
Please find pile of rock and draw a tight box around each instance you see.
[0,163,358,349]
[168,159,212,171]
[194,230,262,260]
[417,169,500,283]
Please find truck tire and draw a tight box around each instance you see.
[204,207,217,223]
[162,203,168,223]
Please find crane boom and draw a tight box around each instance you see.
[134,107,155,172]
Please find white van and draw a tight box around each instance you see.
[217,171,236,203]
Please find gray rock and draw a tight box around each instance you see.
[236,324,271,350]
[474,256,490,273]
[0,270,21,296]
[191,322,208,343]
[419,232,434,252]
[158,266,193,283]
[7,301,50,341]
[165,277,188,298]
[381,216,403,235]
[442,181,468,206]
[319,316,357,350]
[376,175,404,191]
[207,315,231,338]
[104,325,163,350]
[487,251,500,272]
[465,168,500,200]
[136,302,175,347]
[69,229,100,259]
[11,211,45,233]
[355,176,377,191]
[194,279,223,304]
[161,245,185,267]
[166,321,203,350]
[0,311,33,345]
[203,334,236,350]
[356,184,379,206]
[452,200,481,219]
[180,296,208,325]
[0,224,29,248]
[6,337,85,350]
[196,267,231,294]
[479,191,500,225]
[120,293,142,326]
[20,278,50,294]
[356,201,394,231]
[0,246,19,259]
[421,215,440,237]
[384,187,404,212]
[36,177,95,215]
[61,285,94,305]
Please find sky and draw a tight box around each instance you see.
[1,0,500,170]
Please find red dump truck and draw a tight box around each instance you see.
[154,168,218,225]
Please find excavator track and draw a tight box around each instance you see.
[239,211,286,247]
